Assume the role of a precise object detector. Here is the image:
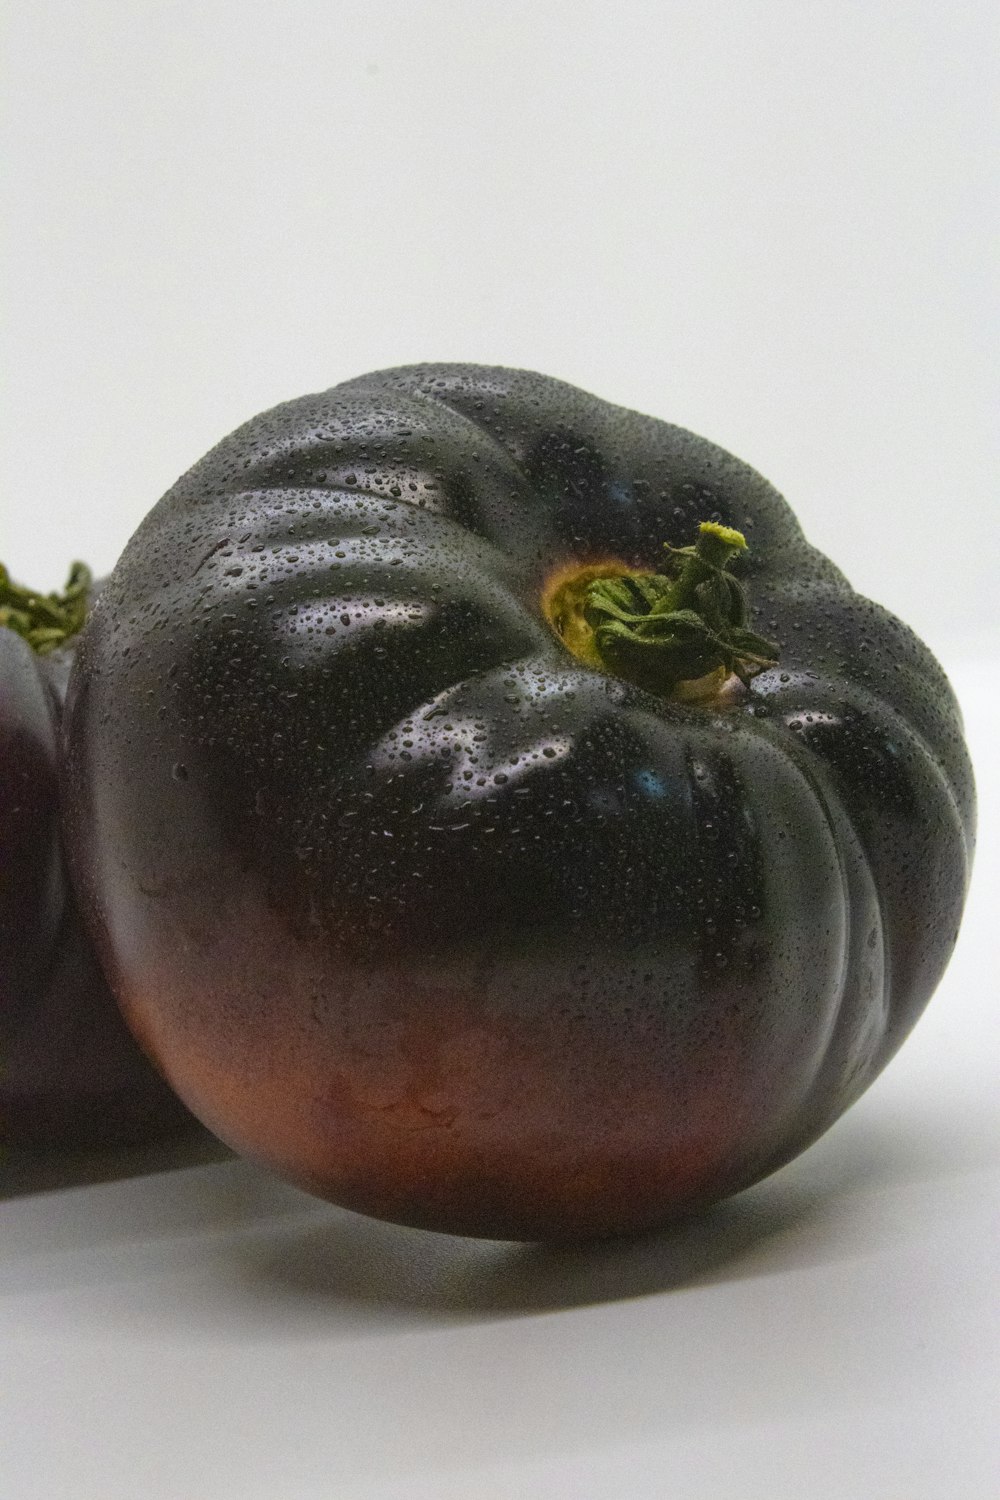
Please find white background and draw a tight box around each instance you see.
[2,4,997,1498]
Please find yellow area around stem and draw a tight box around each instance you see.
[539,558,643,671]
[539,557,734,704]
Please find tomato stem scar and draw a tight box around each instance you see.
[542,521,780,699]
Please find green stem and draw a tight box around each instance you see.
[584,521,779,694]
[0,561,93,654]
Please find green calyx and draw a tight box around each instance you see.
[583,521,779,695]
[0,561,93,654]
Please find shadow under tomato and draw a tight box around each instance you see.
[222,1101,981,1323]
[1,1099,984,1335]
[228,1187,819,1322]
[0,1128,230,1201]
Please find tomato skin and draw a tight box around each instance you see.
[1,626,195,1149]
[61,366,975,1237]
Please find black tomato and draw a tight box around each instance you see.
[1,594,196,1150]
[61,366,975,1237]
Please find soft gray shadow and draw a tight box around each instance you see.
[223,1105,976,1323]
[227,1185,823,1323]
[3,1100,986,1334]
[0,1127,231,1199]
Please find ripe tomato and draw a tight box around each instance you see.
[1,582,195,1149]
[62,367,974,1236]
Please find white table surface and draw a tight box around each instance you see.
[2,650,996,1500]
